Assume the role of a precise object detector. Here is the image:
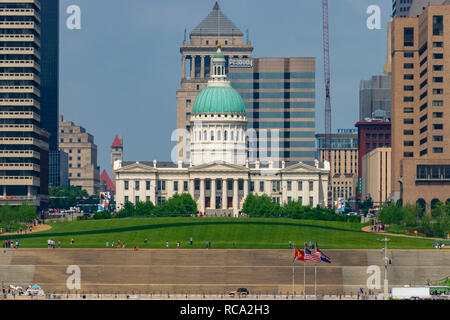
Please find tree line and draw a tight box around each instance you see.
[378,202,449,238]
[242,193,360,222]
[0,203,36,231]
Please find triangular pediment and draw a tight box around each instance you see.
[189,161,248,172]
[115,162,156,173]
[281,162,325,173]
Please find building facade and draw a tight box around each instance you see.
[359,75,392,121]
[176,2,316,164]
[392,0,414,17]
[355,119,391,202]
[117,45,329,216]
[230,58,316,163]
[0,0,50,208]
[58,115,100,195]
[390,3,450,210]
[40,0,60,188]
[362,148,392,205]
[316,132,358,207]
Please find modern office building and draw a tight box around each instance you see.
[316,131,358,206]
[392,0,414,17]
[117,46,330,216]
[0,0,50,208]
[230,58,316,163]
[49,149,68,188]
[359,75,392,121]
[355,117,391,202]
[40,0,60,188]
[390,2,450,210]
[176,2,316,164]
[58,115,100,195]
[408,0,450,17]
[361,148,392,205]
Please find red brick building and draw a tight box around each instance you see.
[355,121,391,202]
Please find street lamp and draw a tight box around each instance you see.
[378,237,390,300]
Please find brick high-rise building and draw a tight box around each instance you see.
[390,2,450,210]
[355,118,391,203]
[0,0,50,209]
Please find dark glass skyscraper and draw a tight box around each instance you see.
[40,0,61,187]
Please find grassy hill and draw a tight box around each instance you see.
[0,217,435,249]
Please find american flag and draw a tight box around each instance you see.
[304,247,321,262]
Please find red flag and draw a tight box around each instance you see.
[294,247,305,262]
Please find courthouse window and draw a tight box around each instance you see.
[404,27,414,46]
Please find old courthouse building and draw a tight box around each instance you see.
[115,46,330,216]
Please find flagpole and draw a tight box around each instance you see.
[315,264,317,299]
[303,259,306,299]
[292,244,295,297]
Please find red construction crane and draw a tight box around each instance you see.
[322,0,332,162]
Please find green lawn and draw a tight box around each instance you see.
[0,217,435,249]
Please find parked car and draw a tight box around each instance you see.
[26,285,44,296]
[228,288,249,297]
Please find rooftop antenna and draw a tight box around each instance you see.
[183,28,186,44]
[246,29,249,45]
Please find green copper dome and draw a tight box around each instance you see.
[192,86,246,114]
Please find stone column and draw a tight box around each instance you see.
[199,178,205,212]
[150,180,156,205]
[200,56,205,79]
[190,56,195,80]
[222,179,228,210]
[189,179,195,197]
[243,179,249,201]
[211,178,216,209]
[182,55,186,80]
[233,179,239,217]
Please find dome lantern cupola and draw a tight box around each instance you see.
[192,44,246,114]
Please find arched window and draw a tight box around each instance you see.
[204,130,207,141]
[236,130,240,142]
[217,130,221,141]
[224,130,228,141]
[431,198,441,210]
[198,131,202,141]
[416,198,426,211]
[210,130,214,141]
[231,130,234,141]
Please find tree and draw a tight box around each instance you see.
[49,186,89,209]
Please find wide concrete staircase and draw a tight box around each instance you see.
[0,249,448,295]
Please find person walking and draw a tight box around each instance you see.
[206,241,209,249]
[58,240,61,248]
[190,237,193,246]
[289,240,292,249]
[106,241,109,248]
[111,240,114,248]
[166,241,169,248]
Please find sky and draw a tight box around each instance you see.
[59,0,392,175]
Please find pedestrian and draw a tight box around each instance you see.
[166,241,169,248]
[47,239,51,248]
[123,242,126,248]
[112,240,114,247]
[117,240,120,248]
[15,240,19,249]
[144,238,148,244]
[190,237,193,245]
[58,240,61,248]
[208,241,211,249]
[206,241,209,249]
[289,240,292,249]
[374,225,377,232]
[177,241,180,248]
[106,241,109,248]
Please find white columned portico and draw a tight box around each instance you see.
[222,179,228,210]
